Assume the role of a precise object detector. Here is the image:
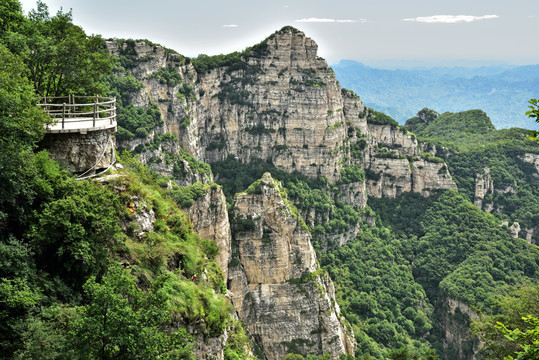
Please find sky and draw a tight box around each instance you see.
[18,0,539,68]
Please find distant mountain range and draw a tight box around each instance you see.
[332,60,539,130]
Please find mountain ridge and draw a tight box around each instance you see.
[333,60,539,130]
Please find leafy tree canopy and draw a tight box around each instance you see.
[472,283,539,360]
[0,43,50,238]
[2,1,113,97]
[526,99,539,141]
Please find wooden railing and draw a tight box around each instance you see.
[38,95,116,132]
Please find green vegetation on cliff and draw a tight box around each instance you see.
[0,3,249,358]
[191,26,302,75]
[211,156,366,243]
[0,143,236,358]
[369,190,539,359]
[371,191,539,309]
[471,283,539,360]
[320,225,434,358]
[405,109,539,236]
[3,3,539,359]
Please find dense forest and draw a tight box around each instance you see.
[1,1,538,360]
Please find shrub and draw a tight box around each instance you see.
[167,182,210,208]
[148,66,182,87]
[135,127,149,138]
[338,165,365,185]
[367,109,399,127]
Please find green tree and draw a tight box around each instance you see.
[0,0,25,33]
[283,354,305,360]
[0,43,49,239]
[27,174,124,286]
[526,99,539,142]
[2,1,113,97]
[15,266,196,360]
[496,315,539,360]
[71,266,194,360]
[472,283,539,359]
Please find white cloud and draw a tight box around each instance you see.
[402,15,499,24]
[222,24,239,28]
[283,5,289,8]
[295,18,365,23]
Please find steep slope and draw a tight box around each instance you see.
[7,4,539,359]
[102,27,461,360]
[228,173,355,359]
[100,27,539,360]
[405,108,539,244]
[369,190,539,360]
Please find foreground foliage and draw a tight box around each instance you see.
[0,4,246,357]
[472,284,539,360]
[2,1,113,97]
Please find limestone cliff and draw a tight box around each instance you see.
[104,28,462,360]
[516,153,539,244]
[473,168,538,242]
[106,174,231,360]
[473,168,494,211]
[437,297,480,360]
[363,126,456,199]
[185,185,231,280]
[519,152,539,176]
[106,27,456,199]
[228,173,355,359]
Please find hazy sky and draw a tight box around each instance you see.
[18,0,539,67]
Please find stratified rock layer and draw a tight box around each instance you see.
[186,186,231,279]
[438,297,480,360]
[474,167,494,210]
[39,130,115,174]
[229,174,355,360]
[106,27,456,197]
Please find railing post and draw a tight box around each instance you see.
[62,103,66,129]
[111,97,116,124]
[93,95,97,127]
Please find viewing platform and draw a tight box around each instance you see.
[37,95,117,175]
[38,95,117,134]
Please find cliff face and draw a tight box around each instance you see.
[115,179,230,360]
[519,152,539,176]
[473,167,494,210]
[228,174,355,359]
[107,27,456,197]
[473,167,539,243]
[363,125,456,198]
[186,186,231,279]
[437,297,480,360]
[105,27,460,359]
[189,28,360,183]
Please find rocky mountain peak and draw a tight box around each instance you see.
[417,108,439,124]
[260,26,318,64]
